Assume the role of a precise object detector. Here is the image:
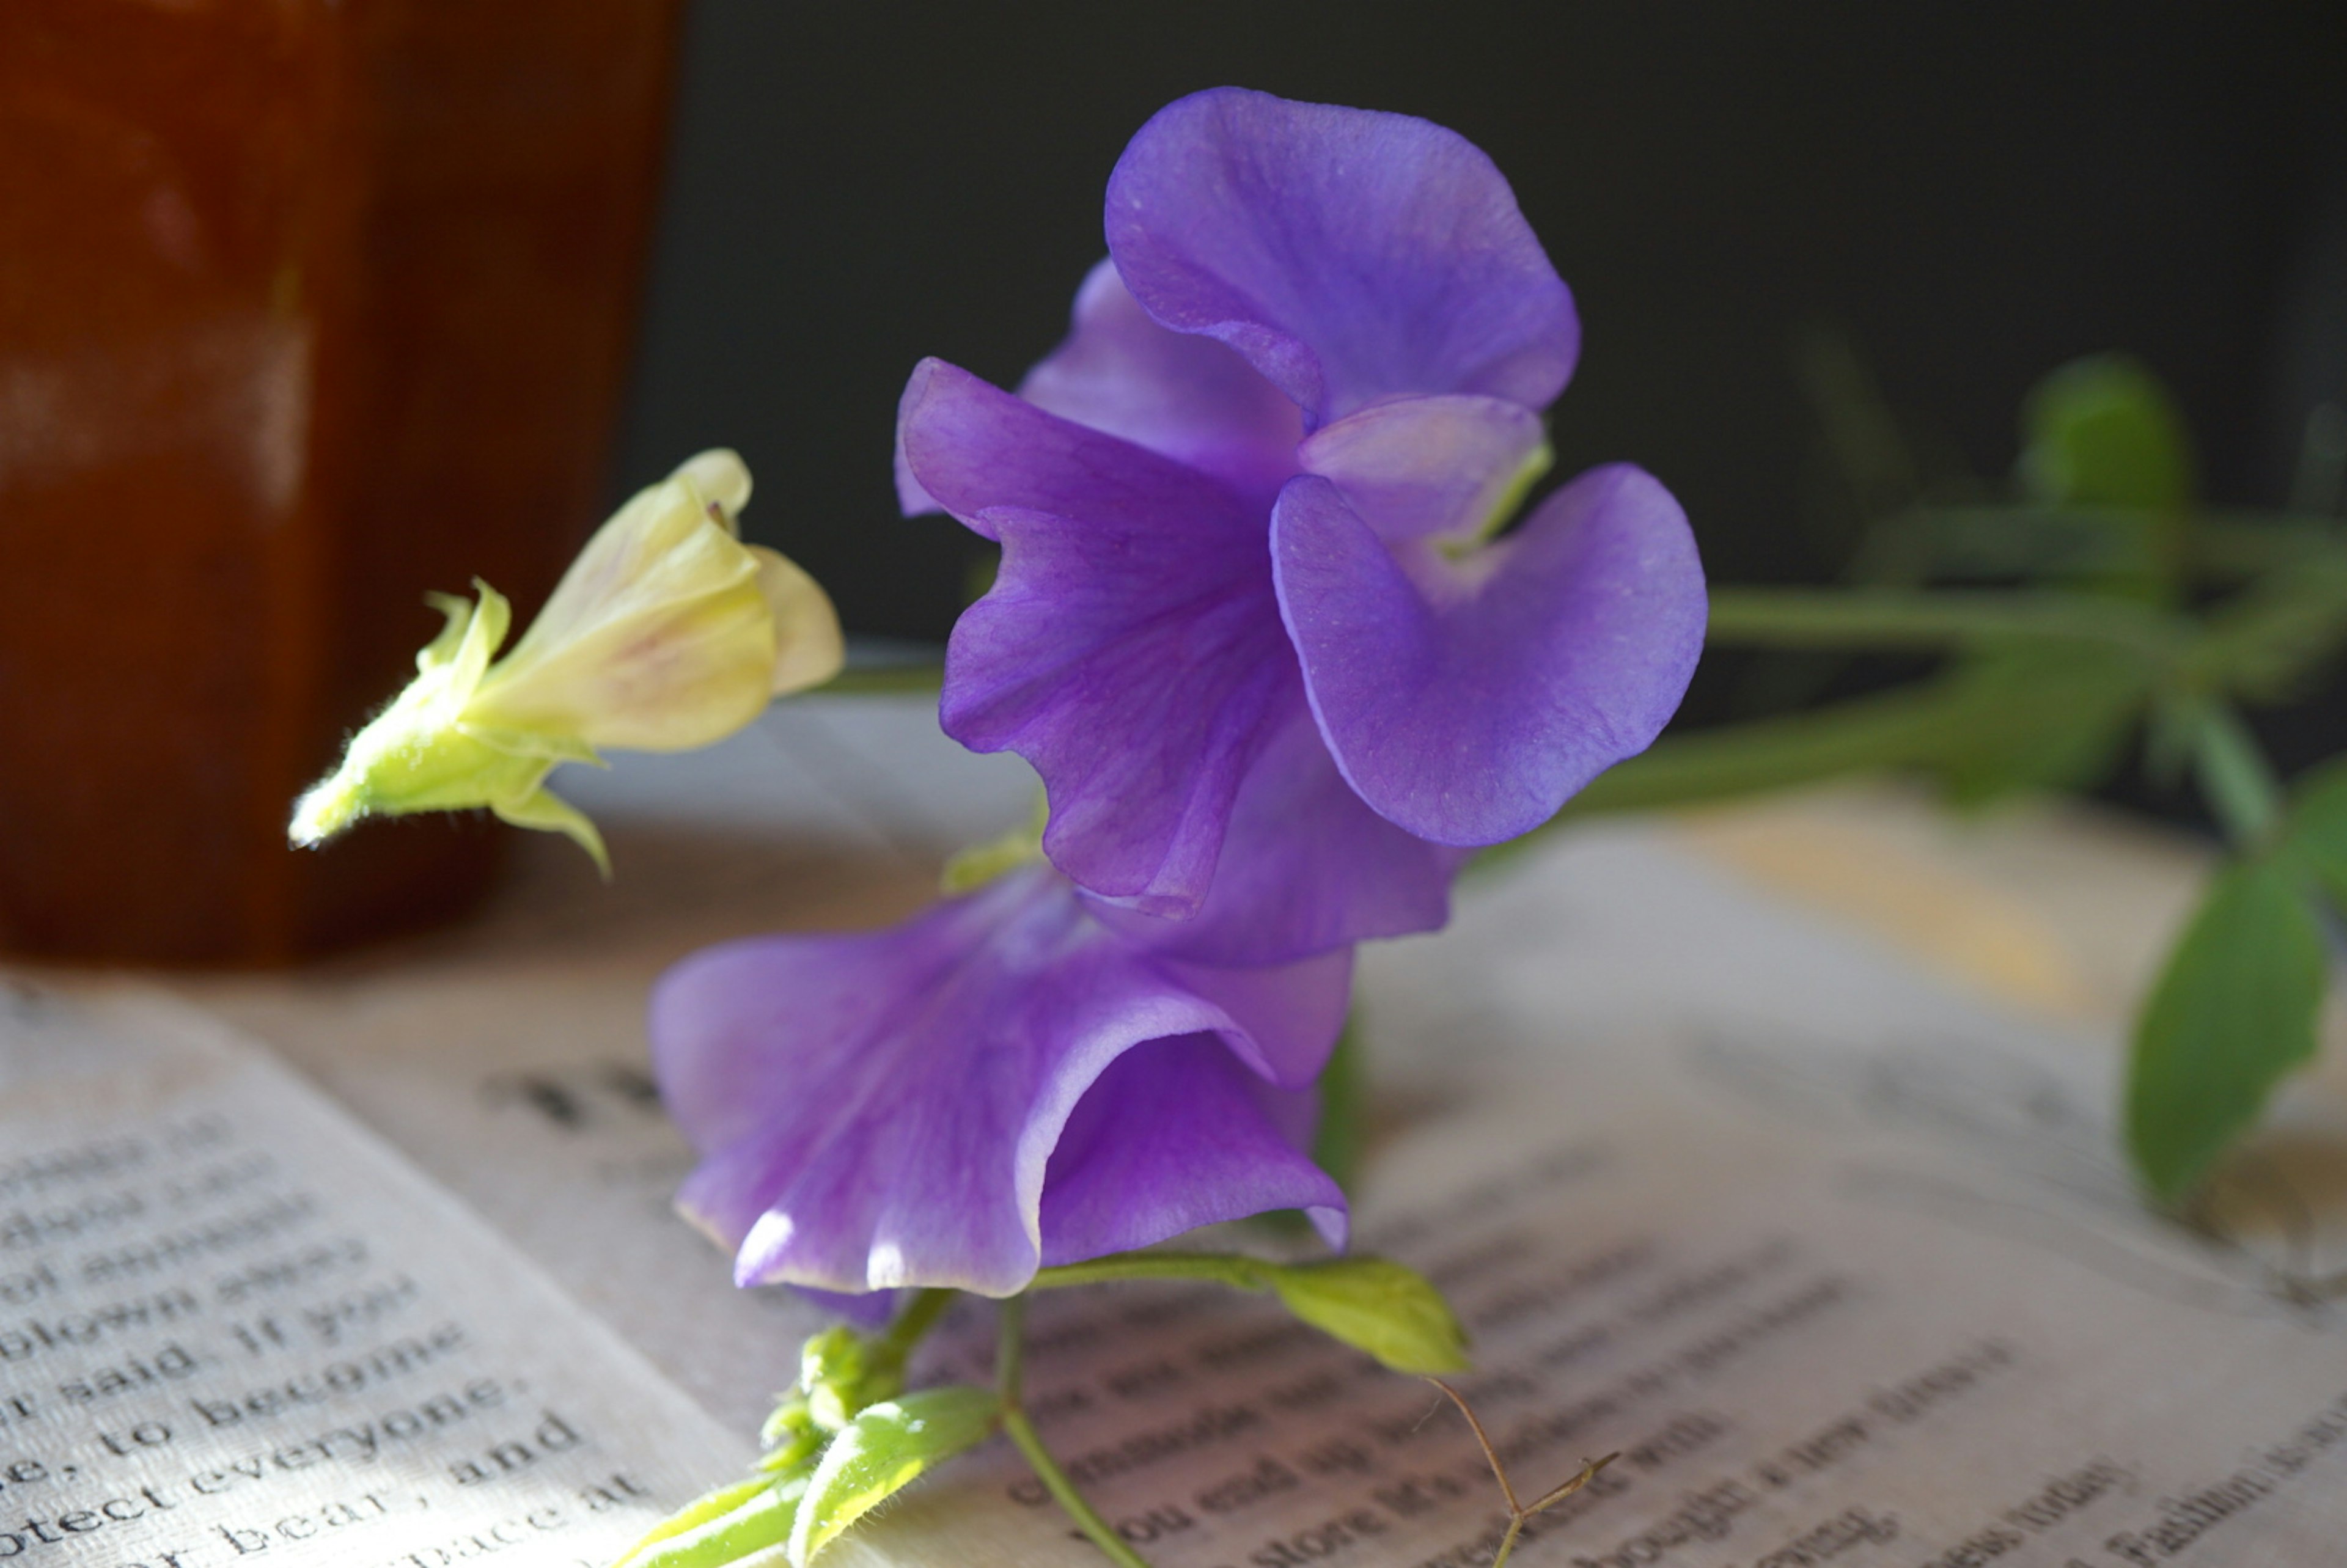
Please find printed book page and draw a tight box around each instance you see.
[0,989,740,1568]
[149,699,2347,1566]
[844,827,2347,1568]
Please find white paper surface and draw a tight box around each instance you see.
[149,697,2347,1566]
[0,989,738,1568]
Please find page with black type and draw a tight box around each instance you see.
[0,990,738,1568]
[174,705,2347,1567]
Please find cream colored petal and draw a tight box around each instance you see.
[672,447,752,526]
[749,545,847,695]
[456,724,604,766]
[509,475,737,670]
[468,572,777,752]
[474,471,771,746]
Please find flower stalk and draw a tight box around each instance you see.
[2180,697,2285,850]
[995,1296,1157,1568]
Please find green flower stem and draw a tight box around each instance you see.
[813,662,947,695]
[2184,698,2285,850]
[1029,1251,1271,1292]
[996,1297,1155,1568]
[2191,514,2347,578]
[876,1288,957,1366]
[1706,586,2177,658]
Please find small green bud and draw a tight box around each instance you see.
[788,1387,1000,1566]
[1263,1256,1471,1376]
[799,1325,904,1433]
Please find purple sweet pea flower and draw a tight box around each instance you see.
[652,863,1349,1300]
[897,88,1706,965]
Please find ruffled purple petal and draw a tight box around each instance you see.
[1090,706,1463,965]
[897,357,1257,541]
[903,360,1299,912]
[1019,260,1303,508]
[1298,394,1549,541]
[1106,88,1578,427]
[1155,927,1355,1083]
[1040,1035,1344,1265]
[948,502,1295,914]
[651,867,1350,1299]
[1273,463,1705,845]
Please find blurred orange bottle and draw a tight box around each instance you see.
[0,1,685,964]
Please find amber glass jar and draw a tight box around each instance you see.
[0,1,685,964]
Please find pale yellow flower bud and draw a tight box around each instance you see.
[289,450,844,871]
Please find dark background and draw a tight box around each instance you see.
[614,1,2347,744]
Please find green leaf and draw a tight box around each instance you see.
[2020,354,2195,512]
[610,1472,810,1568]
[2126,856,2329,1204]
[1261,1258,1470,1376]
[789,1387,1000,1565]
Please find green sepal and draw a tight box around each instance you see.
[608,1471,810,1568]
[1262,1257,1470,1376]
[787,1387,1000,1565]
[2126,855,2329,1204]
[489,782,611,877]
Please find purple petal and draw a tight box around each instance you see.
[1106,88,1577,427]
[652,867,1349,1299]
[1157,932,1353,1085]
[895,357,1255,542]
[1040,1035,1344,1265]
[942,482,1293,914]
[1018,260,1303,508]
[1273,464,1705,845]
[1298,394,1549,541]
[1091,707,1463,965]
[907,361,1298,912]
